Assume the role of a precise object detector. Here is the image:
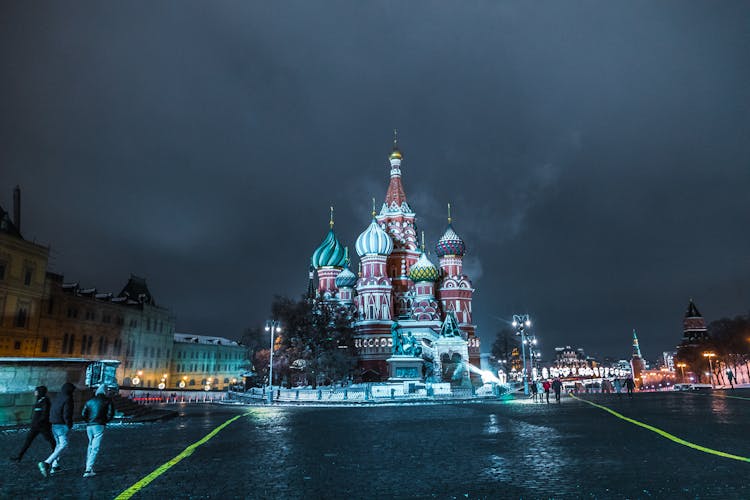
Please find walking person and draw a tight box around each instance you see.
[10,386,55,462]
[726,369,735,389]
[38,382,75,477]
[81,385,115,478]
[542,379,551,404]
[613,378,623,399]
[530,378,539,402]
[552,377,563,403]
[625,376,635,398]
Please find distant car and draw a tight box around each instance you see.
[673,383,712,391]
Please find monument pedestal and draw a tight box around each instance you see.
[387,355,423,382]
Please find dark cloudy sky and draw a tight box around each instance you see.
[2,1,749,361]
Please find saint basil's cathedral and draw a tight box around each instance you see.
[308,136,480,382]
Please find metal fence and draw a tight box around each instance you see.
[229,383,509,404]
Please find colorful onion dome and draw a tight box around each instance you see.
[435,224,466,257]
[335,265,358,288]
[409,252,439,282]
[355,218,393,257]
[311,229,347,269]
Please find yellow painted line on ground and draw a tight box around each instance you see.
[681,391,750,402]
[570,394,750,463]
[115,410,253,500]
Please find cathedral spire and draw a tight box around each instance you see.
[385,134,408,210]
[329,206,335,229]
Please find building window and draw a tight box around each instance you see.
[15,306,28,328]
[41,337,49,353]
[98,336,105,354]
[0,261,6,280]
[14,341,21,350]
[68,334,75,354]
[189,379,195,386]
[47,297,54,315]
[24,267,33,286]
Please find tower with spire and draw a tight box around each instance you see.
[630,329,646,381]
[377,131,420,318]
[435,204,475,337]
[310,207,347,300]
[682,299,708,344]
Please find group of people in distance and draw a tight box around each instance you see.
[529,376,636,403]
[529,377,563,403]
[9,383,115,478]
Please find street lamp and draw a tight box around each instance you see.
[676,362,687,383]
[265,320,282,403]
[702,352,716,388]
[512,314,532,395]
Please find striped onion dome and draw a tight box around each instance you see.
[311,230,347,269]
[409,252,439,282]
[435,224,466,257]
[335,264,358,288]
[355,218,393,257]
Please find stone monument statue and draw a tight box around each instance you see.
[391,321,404,355]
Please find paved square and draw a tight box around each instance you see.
[2,390,748,499]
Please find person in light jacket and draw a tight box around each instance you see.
[38,382,75,477]
[81,385,115,478]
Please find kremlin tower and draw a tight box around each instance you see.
[681,299,708,345]
[630,329,646,382]
[308,135,481,381]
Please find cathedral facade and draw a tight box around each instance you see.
[308,139,480,381]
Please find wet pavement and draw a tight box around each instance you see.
[1,390,749,499]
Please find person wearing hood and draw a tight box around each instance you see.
[81,385,115,478]
[38,382,75,477]
[10,386,56,462]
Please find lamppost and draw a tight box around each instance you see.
[676,362,687,383]
[527,336,538,382]
[702,352,716,388]
[512,314,532,395]
[265,320,282,403]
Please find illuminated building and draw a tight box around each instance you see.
[170,334,248,390]
[307,137,480,381]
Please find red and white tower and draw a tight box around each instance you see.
[353,211,395,379]
[376,132,420,318]
[310,207,347,300]
[435,206,474,329]
[435,206,479,365]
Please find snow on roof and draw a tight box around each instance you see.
[174,333,240,347]
[0,357,92,363]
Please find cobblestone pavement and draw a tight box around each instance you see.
[1,390,749,499]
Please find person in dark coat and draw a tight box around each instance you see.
[38,382,75,477]
[625,376,636,398]
[81,385,115,477]
[552,377,563,403]
[10,386,55,462]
